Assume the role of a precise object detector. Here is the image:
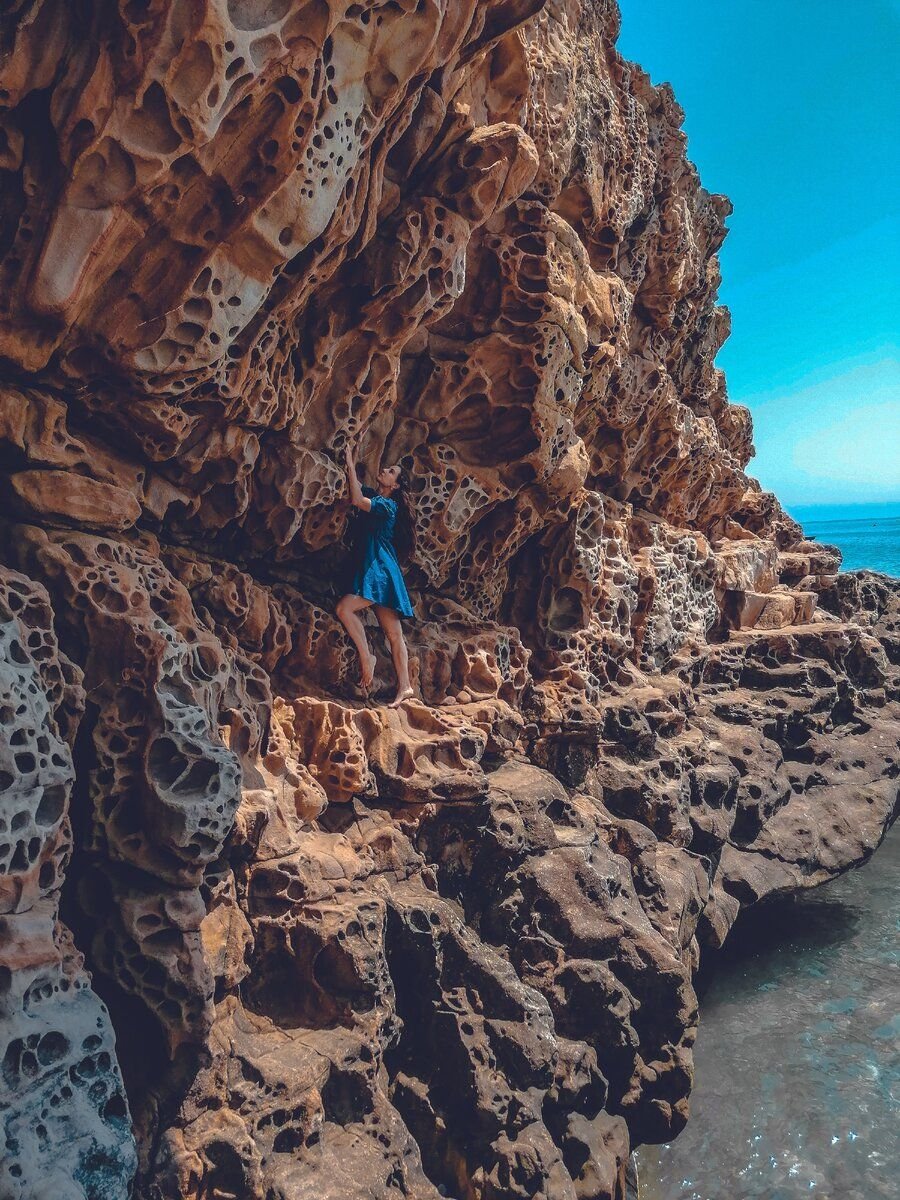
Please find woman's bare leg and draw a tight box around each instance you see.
[336,594,377,690]
[374,605,415,705]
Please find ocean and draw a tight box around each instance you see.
[635,820,900,1200]
[632,502,899,1198]
[633,501,900,1195]
[788,505,900,578]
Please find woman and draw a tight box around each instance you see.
[335,438,416,706]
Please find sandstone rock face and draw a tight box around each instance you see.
[0,4,897,1198]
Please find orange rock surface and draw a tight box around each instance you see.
[0,3,897,1198]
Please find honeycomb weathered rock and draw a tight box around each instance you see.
[0,3,897,1198]
[0,567,136,1196]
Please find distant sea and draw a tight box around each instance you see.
[786,503,900,578]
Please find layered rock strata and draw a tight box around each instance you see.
[0,2,897,1198]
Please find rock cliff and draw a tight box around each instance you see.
[0,3,897,1198]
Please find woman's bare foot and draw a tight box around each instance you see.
[389,685,416,708]
[361,651,377,692]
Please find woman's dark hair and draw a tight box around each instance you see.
[392,465,416,564]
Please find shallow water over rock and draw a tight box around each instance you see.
[636,820,900,1199]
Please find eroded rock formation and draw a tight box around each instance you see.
[0,2,897,1198]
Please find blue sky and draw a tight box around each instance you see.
[616,0,899,514]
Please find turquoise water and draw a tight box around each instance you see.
[786,504,900,577]
[802,516,900,577]
[635,821,900,1199]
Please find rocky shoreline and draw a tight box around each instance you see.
[1,3,897,1197]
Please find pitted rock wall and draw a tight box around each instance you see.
[0,3,897,1199]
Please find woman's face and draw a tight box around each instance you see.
[377,464,402,491]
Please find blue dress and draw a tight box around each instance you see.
[348,486,415,618]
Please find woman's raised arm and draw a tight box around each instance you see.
[343,439,372,511]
